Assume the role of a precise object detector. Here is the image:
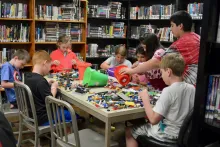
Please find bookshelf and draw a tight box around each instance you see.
[86,0,203,67]
[191,0,220,146]
[0,0,88,67]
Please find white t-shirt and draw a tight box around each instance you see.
[153,82,195,138]
[105,56,132,68]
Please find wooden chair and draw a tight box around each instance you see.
[137,110,194,147]
[46,95,119,147]
[14,81,51,147]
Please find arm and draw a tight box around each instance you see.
[1,65,14,88]
[1,81,14,88]
[100,57,112,70]
[121,58,161,75]
[50,82,58,97]
[139,89,163,125]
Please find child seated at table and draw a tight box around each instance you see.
[1,49,30,108]
[50,35,80,72]
[125,53,195,147]
[131,45,148,85]
[100,45,132,70]
[25,50,80,126]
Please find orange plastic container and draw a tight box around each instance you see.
[114,65,130,86]
[77,61,92,80]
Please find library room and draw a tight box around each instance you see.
[0,0,220,147]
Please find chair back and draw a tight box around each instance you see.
[177,109,194,147]
[14,81,38,130]
[45,95,80,147]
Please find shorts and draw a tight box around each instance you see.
[131,123,177,143]
[41,109,80,126]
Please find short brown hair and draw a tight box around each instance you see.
[115,45,126,56]
[57,35,71,47]
[32,50,51,65]
[160,53,185,77]
[12,49,30,62]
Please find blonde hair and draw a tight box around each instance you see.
[160,53,185,77]
[12,49,30,62]
[115,45,126,56]
[32,50,52,65]
[57,35,71,47]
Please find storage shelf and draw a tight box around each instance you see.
[35,19,85,23]
[88,17,127,21]
[87,37,126,40]
[0,18,33,21]
[0,42,32,44]
[204,119,220,134]
[35,42,86,44]
[24,64,33,67]
[128,38,173,43]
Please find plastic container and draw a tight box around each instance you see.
[77,61,92,80]
[107,67,116,77]
[114,65,130,86]
[83,67,108,87]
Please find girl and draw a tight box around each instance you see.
[131,45,148,85]
[100,45,132,70]
[129,33,167,90]
[50,35,79,72]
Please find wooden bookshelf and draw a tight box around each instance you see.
[0,0,88,67]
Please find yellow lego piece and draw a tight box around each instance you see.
[125,101,135,107]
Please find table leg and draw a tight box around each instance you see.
[105,120,111,147]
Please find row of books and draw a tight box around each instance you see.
[87,22,126,38]
[130,25,174,42]
[205,75,220,122]
[0,2,28,18]
[187,3,203,19]
[130,4,175,20]
[86,44,123,57]
[0,48,17,63]
[88,2,126,19]
[35,23,82,42]
[35,1,82,20]
[0,23,30,42]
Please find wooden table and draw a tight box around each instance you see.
[57,81,146,147]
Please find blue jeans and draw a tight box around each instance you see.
[42,109,80,126]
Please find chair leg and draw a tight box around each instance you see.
[34,133,39,147]
[51,134,56,147]
[17,117,23,147]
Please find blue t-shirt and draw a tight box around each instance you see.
[1,62,21,103]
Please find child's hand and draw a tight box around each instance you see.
[71,59,77,65]
[139,89,149,100]
[132,61,139,68]
[51,81,58,89]
[48,79,55,85]
[53,60,60,66]
[119,67,132,75]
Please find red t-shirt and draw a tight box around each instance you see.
[169,32,200,65]
[50,49,79,72]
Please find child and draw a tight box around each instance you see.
[132,33,166,90]
[50,35,79,72]
[120,11,200,86]
[126,53,195,147]
[1,49,30,108]
[131,45,148,85]
[100,45,132,70]
[24,50,75,126]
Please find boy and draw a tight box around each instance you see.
[24,50,73,126]
[1,49,30,108]
[120,10,200,86]
[126,53,195,147]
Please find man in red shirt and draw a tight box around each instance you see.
[121,11,200,86]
